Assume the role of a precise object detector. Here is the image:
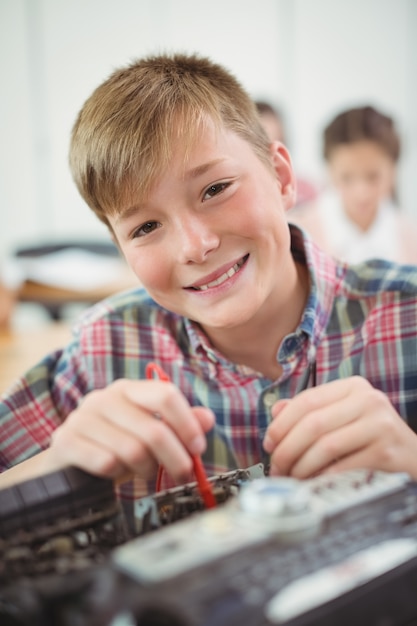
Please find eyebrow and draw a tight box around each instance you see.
[185,158,225,180]
[116,203,145,224]
[116,158,226,224]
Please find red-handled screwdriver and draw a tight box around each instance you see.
[145,362,216,508]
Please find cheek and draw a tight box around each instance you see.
[378,176,394,198]
[125,249,170,291]
[362,177,388,202]
[337,183,351,199]
[236,183,281,229]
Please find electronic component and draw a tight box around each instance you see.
[134,463,265,534]
[2,467,417,625]
[0,464,261,625]
[113,469,417,626]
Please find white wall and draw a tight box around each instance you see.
[1,0,416,261]
[290,0,416,189]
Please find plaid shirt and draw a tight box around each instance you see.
[2,225,417,524]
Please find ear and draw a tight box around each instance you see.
[269,141,297,211]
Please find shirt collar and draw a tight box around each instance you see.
[290,223,344,344]
[291,223,350,372]
[185,317,218,361]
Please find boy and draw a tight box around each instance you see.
[1,54,417,527]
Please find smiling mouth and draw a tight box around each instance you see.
[189,254,249,291]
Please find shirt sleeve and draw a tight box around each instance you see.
[0,334,90,472]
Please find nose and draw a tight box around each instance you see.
[176,214,220,264]
[352,178,374,201]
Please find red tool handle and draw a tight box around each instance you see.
[146,362,216,508]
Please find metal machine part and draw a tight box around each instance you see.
[2,467,417,626]
[134,463,265,534]
[113,470,417,626]
[0,464,263,625]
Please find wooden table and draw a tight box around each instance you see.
[19,265,139,320]
[0,322,72,393]
[2,263,140,392]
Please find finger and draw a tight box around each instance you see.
[264,377,376,462]
[322,412,417,477]
[192,406,216,432]
[267,378,355,445]
[320,449,375,476]
[50,424,142,479]
[270,399,290,419]
[73,395,196,482]
[117,379,208,455]
[265,391,361,474]
[286,419,372,478]
[80,399,215,481]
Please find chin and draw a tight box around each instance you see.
[204,307,257,331]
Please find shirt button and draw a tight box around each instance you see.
[263,392,277,408]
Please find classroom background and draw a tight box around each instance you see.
[0,0,416,281]
[0,0,416,390]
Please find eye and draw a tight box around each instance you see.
[132,221,160,238]
[202,181,230,201]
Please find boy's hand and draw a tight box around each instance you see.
[263,375,417,480]
[47,379,215,483]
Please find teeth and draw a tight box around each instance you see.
[194,259,244,291]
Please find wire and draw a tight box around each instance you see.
[145,362,216,508]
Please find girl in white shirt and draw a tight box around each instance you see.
[289,105,417,265]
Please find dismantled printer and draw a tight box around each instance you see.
[1,463,417,626]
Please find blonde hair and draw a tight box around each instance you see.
[69,53,271,227]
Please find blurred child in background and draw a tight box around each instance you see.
[290,105,417,265]
[255,101,318,207]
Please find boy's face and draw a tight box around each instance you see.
[109,122,297,334]
[327,140,396,228]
